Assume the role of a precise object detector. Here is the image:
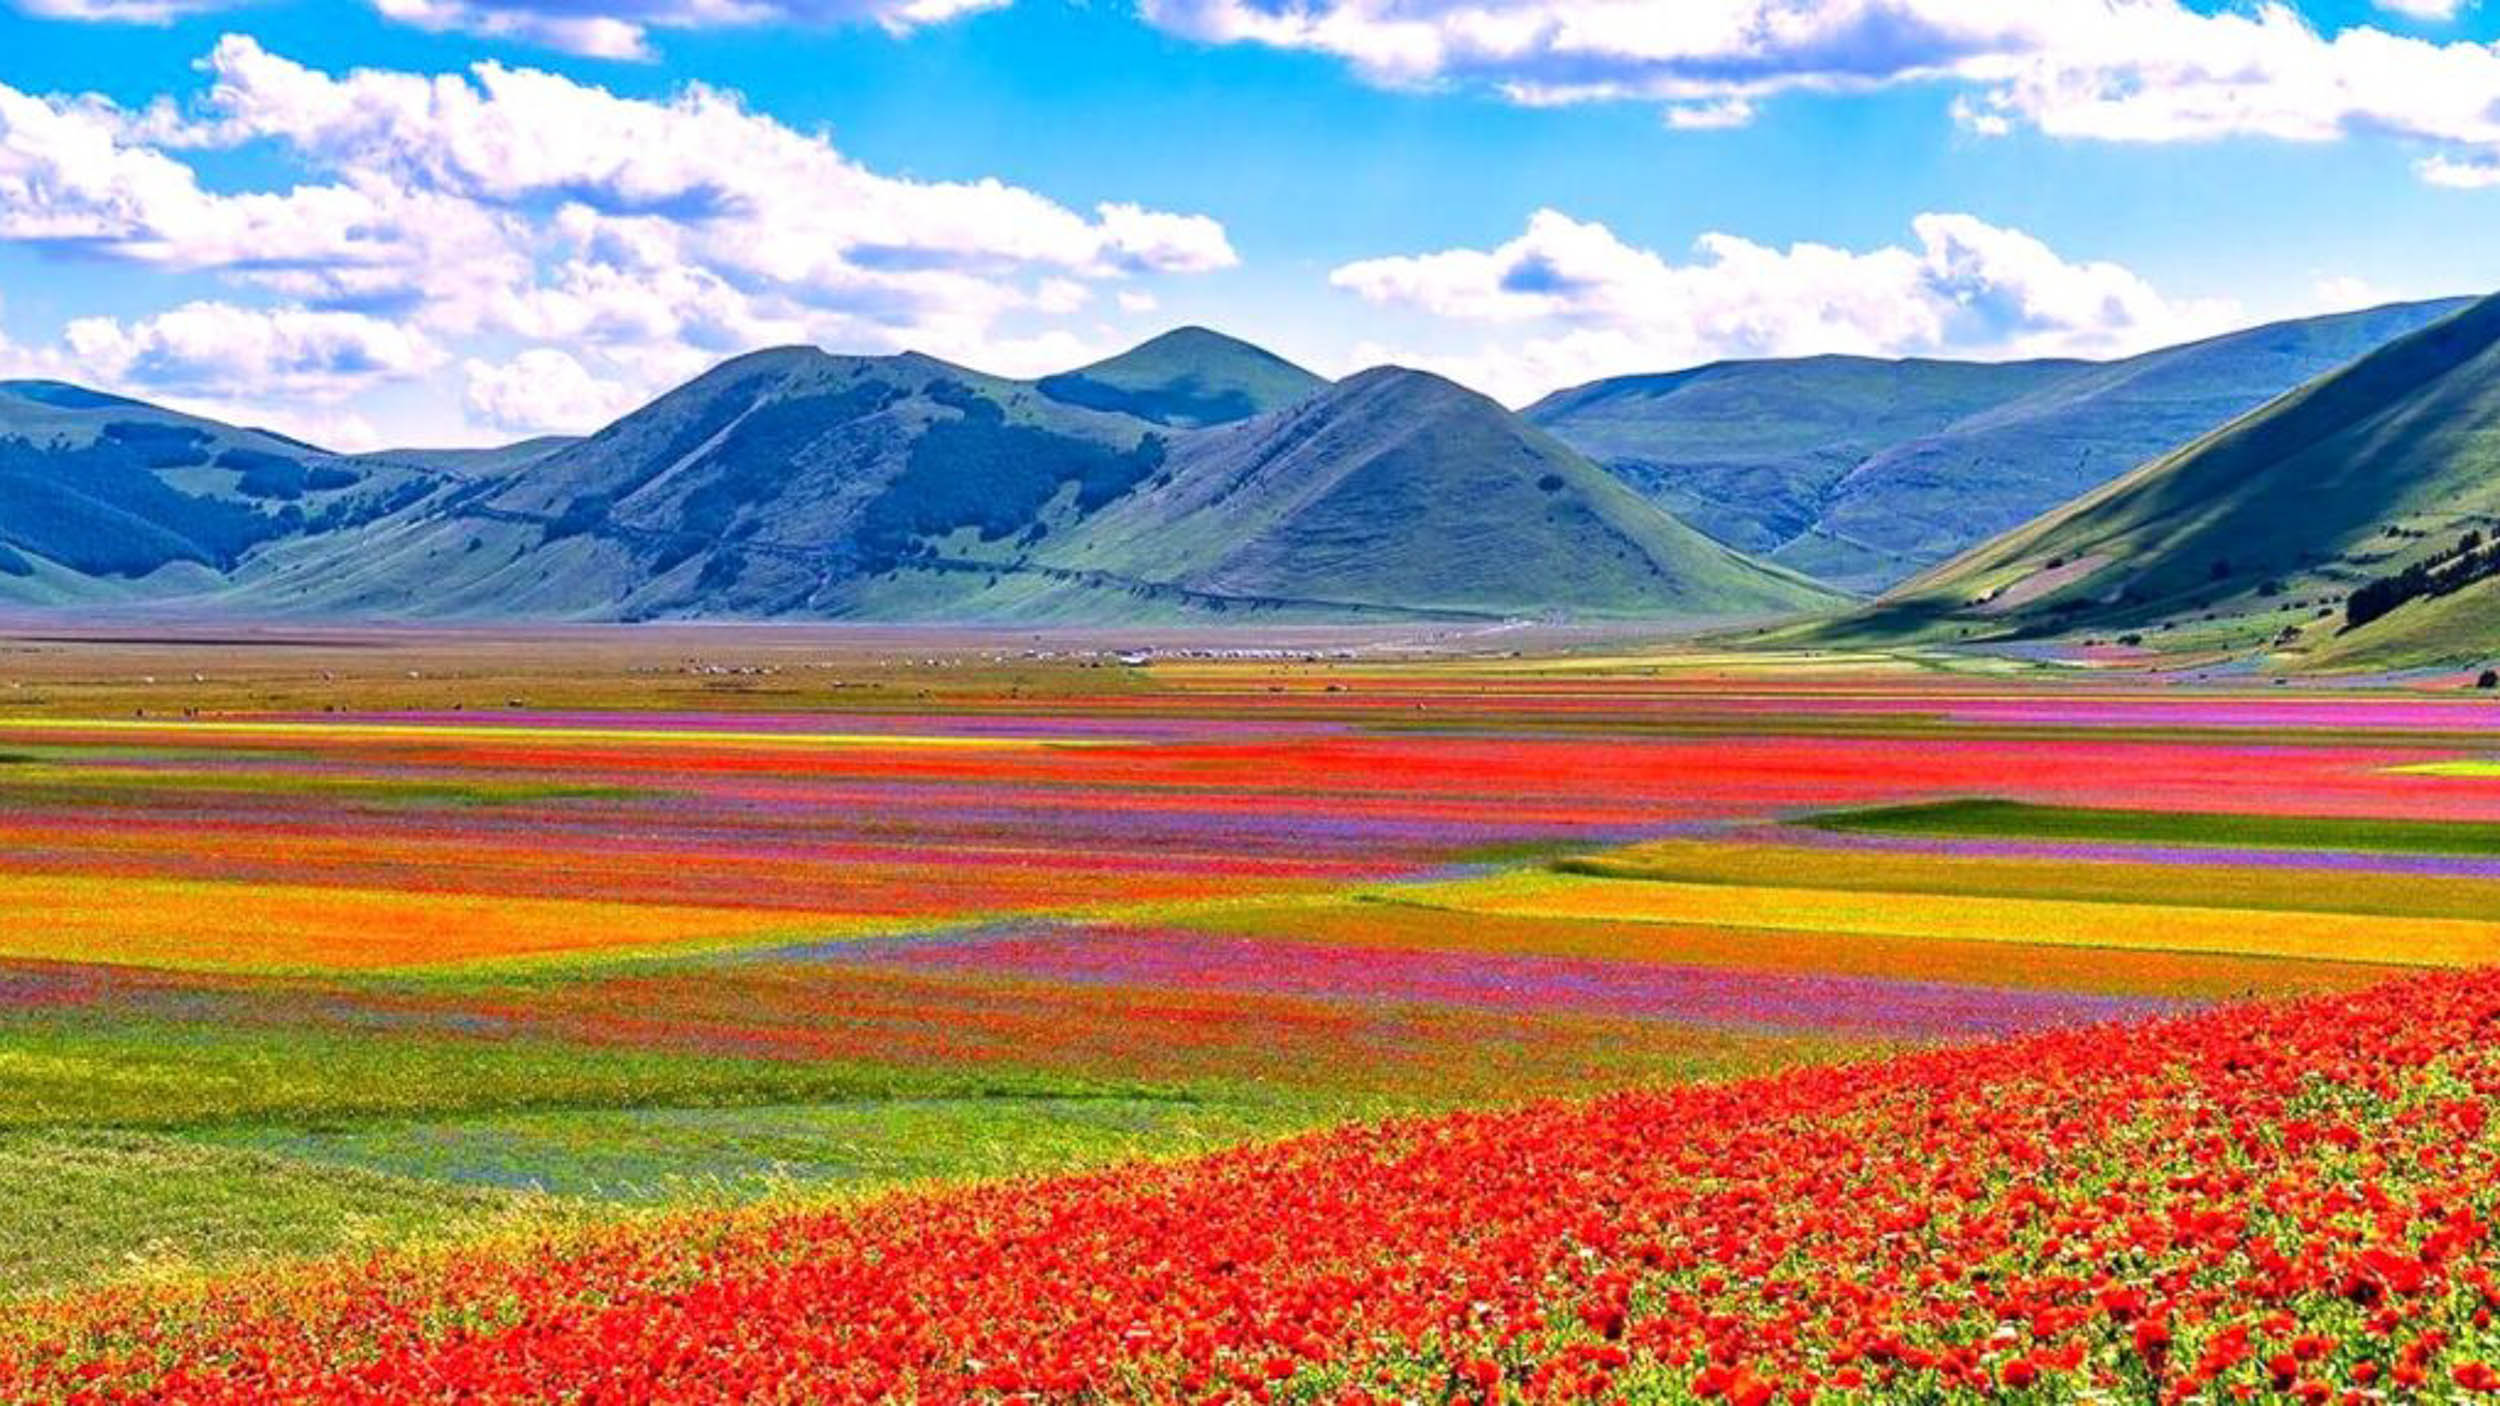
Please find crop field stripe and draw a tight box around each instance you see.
[2398,760,2500,777]
[1162,896,2402,999]
[1394,871,2500,967]
[0,873,891,972]
[1559,837,2500,921]
[0,717,1110,752]
[1810,796,2500,855]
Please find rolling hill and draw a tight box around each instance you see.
[1530,299,2471,592]
[1009,366,1839,619]
[1525,356,2080,567]
[22,300,2476,638]
[223,345,1186,619]
[0,381,453,608]
[1,330,1830,624]
[1035,327,1326,427]
[1806,293,2500,669]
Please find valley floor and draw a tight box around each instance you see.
[5,625,2500,1399]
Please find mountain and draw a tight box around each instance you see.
[1527,356,2080,568]
[1530,299,2473,592]
[1807,293,2500,668]
[1035,326,1326,427]
[0,381,451,608]
[1002,367,1839,619]
[20,331,1826,624]
[225,346,1183,619]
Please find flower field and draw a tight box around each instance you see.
[9,630,2500,1398]
[18,968,2500,1403]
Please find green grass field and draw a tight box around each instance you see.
[1807,797,2500,856]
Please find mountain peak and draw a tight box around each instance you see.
[1039,325,1326,427]
[1036,351,1836,621]
[1334,364,1469,396]
[1319,365,1530,430]
[1117,325,1263,357]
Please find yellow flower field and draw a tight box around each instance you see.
[1392,870,2500,968]
[0,874,864,972]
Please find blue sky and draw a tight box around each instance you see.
[0,0,2496,446]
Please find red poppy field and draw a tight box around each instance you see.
[7,626,2500,1401]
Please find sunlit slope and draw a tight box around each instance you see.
[1534,299,2469,592]
[1801,293,2500,666]
[0,382,452,607]
[224,345,1176,619]
[3,329,1838,623]
[1528,355,2078,568]
[1033,366,1845,618]
[1035,326,1327,427]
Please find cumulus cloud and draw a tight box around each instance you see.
[173,38,1234,297]
[1663,98,1755,131]
[1140,0,2500,181]
[2418,153,2500,186]
[1331,209,2238,403]
[11,0,230,20]
[369,0,1017,58]
[64,301,447,401]
[16,0,1008,57]
[2313,275,2391,312]
[463,347,644,433]
[2377,0,2467,20]
[0,37,1235,435]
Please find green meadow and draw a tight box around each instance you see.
[1809,797,2500,857]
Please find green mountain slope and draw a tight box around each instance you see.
[0,382,448,607]
[1807,293,2500,668]
[1526,356,2078,563]
[227,346,1176,619]
[1531,300,2470,592]
[0,331,1837,624]
[1036,327,1326,427]
[1025,367,1841,619]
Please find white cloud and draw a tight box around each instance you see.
[2419,153,2500,186]
[0,74,529,318]
[64,301,447,401]
[0,38,1236,435]
[463,347,643,433]
[15,0,1008,57]
[370,0,1015,58]
[10,0,229,20]
[1116,289,1160,314]
[2313,274,2389,311]
[1091,202,1239,275]
[2377,0,2467,20]
[1331,208,2238,403]
[1663,98,1755,130]
[1139,0,2500,184]
[1032,278,1092,315]
[179,37,1234,289]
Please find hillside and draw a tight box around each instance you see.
[226,346,1179,619]
[49,333,1829,624]
[0,382,450,608]
[1807,293,2500,669]
[1531,299,2469,591]
[1036,327,1326,427]
[1526,356,2078,565]
[1014,367,1841,618]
